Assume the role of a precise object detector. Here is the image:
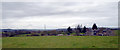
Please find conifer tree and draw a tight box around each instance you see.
[77,25,81,33]
[82,26,86,33]
[92,23,98,30]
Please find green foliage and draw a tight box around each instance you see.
[80,33,85,34]
[71,33,76,35]
[61,32,66,35]
[15,34,31,37]
[2,36,118,48]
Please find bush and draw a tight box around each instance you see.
[31,33,39,36]
[80,33,85,34]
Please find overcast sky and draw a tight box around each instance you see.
[2,2,118,29]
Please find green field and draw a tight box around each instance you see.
[2,36,118,48]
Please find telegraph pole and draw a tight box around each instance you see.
[44,24,46,31]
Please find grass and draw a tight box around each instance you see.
[114,30,120,36]
[0,38,1,49]
[2,36,118,48]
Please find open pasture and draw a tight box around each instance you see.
[2,36,118,48]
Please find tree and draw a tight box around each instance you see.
[67,26,72,35]
[92,23,98,35]
[76,25,82,33]
[82,26,86,33]
[92,23,98,30]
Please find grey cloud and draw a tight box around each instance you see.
[2,2,117,19]
[2,2,118,29]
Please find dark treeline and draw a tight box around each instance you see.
[2,23,118,37]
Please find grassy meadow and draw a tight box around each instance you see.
[2,36,118,48]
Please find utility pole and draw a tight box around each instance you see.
[44,24,46,31]
[81,24,82,28]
